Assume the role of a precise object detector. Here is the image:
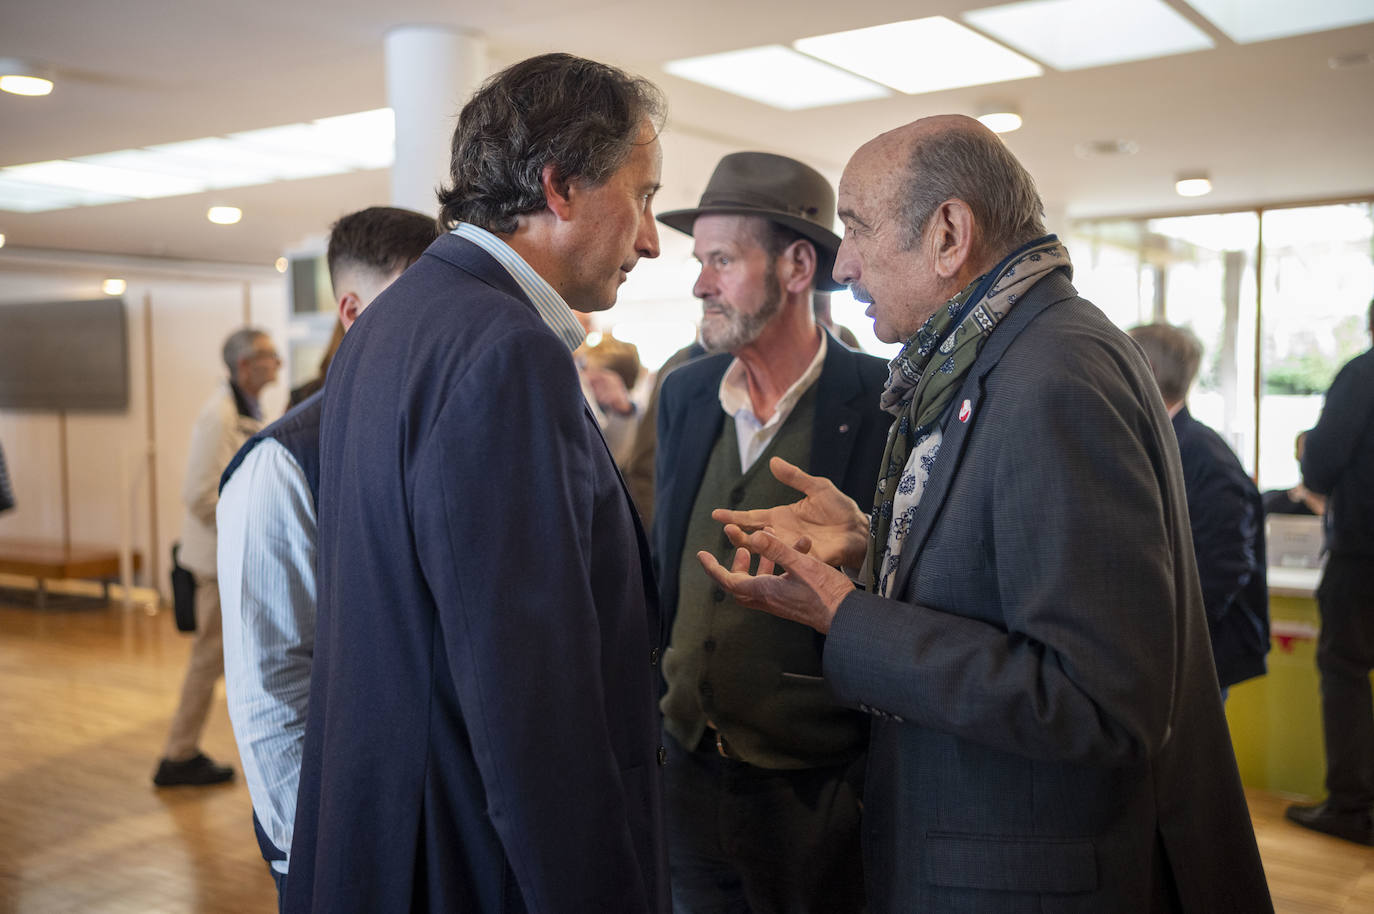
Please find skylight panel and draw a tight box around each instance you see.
[963,0,1214,71]
[794,17,1043,94]
[664,45,890,110]
[1184,0,1374,44]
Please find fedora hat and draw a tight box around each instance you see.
[658,151,844,292]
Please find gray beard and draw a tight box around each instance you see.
[698,268,783,353]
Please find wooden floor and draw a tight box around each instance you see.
[0,584,1372,913]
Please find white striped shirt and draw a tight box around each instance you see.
[452,223,587,353]
[218,439,316,875]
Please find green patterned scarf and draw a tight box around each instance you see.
[868,236,1072,596]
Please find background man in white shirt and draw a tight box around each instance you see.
[216,206,437,903]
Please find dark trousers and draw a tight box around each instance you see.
[253,811,288,914]
[664,732,865,914]
[1316,553,1374,811]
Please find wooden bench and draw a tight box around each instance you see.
[0,539,143,609]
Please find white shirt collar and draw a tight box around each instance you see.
[452,223,586,353]
[718,329,828,427]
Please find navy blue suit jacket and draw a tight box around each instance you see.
[285,234,668,913]
[651,336,892,627]
[1172,407,1269,689]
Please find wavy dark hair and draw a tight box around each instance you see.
[437,53,665,233]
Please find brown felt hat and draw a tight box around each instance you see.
[658,151,844,291]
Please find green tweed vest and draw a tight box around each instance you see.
[661,387,865,769]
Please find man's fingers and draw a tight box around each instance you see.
[769,456,826,495]
[723,523,798,569]
[730,546,752,574]
[710,506,772,531]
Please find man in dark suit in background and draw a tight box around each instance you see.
[285,54,670,913]
[652,152,890,913]
[1287,298,1374,845]
[1129,322,1269,698]
[702,115,1271,911]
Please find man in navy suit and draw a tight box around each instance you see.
[1129,323,1269,699]
[701,116,1271,911]
[651,152,890,912]
[285,54,670,913]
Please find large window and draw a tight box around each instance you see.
[1068,201,1372,486]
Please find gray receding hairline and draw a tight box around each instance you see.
[222,327,268,376]
[1128,323,1204,404]
[898,122,1046,257]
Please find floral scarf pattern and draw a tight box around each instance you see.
[868,236,1072,596]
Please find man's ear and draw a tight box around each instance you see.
[338,291,362,329]
[541,162,575,221]
[929,199,976,280]
[780,239,818,295]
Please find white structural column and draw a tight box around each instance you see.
[384,27,487,217]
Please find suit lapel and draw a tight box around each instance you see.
[809,332,863,484]
[889,270,1077,593]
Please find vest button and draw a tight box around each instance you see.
[703,639,716,653]
[729,486,746,505]
[700,681,713,697]
[712,588,726,603]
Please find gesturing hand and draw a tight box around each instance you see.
[697,524,856,634]
[710,457,869,568]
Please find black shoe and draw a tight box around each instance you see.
[153,752,235,787]
[1284,802,1374,846]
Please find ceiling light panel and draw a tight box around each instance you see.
[795,17,1042,94]
[2,160,203,200]
[0,176,128,212]
[1185,0,1374,44]
[0,108,396,214]
[963,0,1214,71]
[665,45,890,110]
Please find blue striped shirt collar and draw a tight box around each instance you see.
[451,223,587,353]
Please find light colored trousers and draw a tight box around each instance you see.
[162,578,224,760]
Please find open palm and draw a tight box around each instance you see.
[710,456,869,568]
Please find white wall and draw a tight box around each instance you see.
[0,257,289,600]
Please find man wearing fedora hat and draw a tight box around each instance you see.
[651,152,891,913]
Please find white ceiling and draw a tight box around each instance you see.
[1,0,1372,269]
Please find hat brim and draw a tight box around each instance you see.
[657,205,845,292]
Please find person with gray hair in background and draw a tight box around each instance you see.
[700,115,1271,911]
[1128,322,1269,700]
[154,326,279,786]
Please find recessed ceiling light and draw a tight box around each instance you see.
[0,58,53,97]
[1175,173,1213,197]
[1187,0,1374,44]
[795,18,1042,94]
[665,45,890,110]
[976,106,1023,133]
[964,0,1213,71]
[101,278,126,296]
[274,257,289,273]
[207,205,242,225]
